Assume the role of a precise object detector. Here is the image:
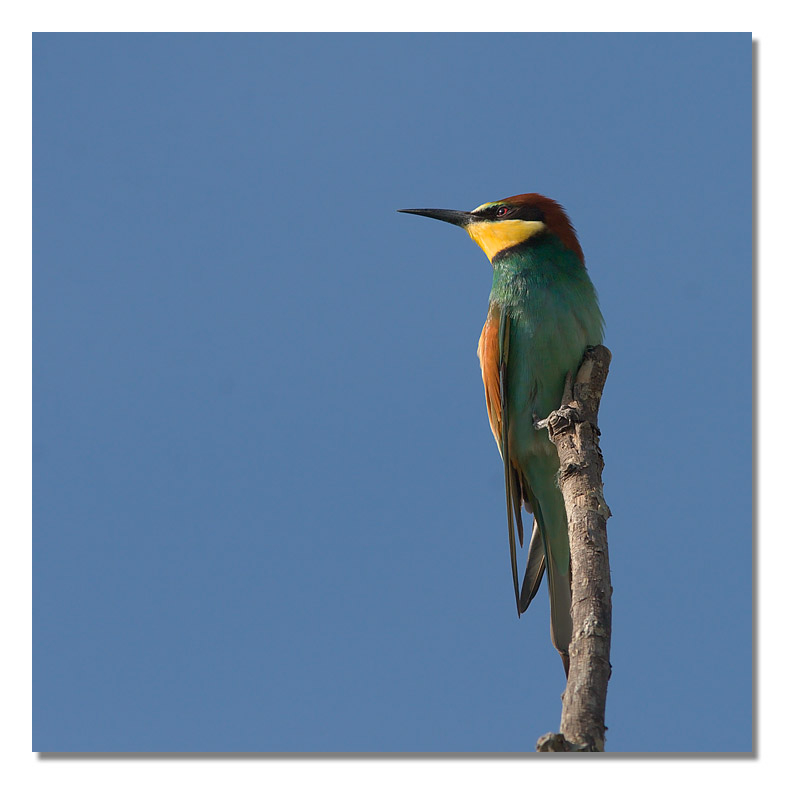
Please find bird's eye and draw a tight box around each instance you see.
[496,206,509,218]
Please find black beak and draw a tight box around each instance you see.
[398,208,476,228]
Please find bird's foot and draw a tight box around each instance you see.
[533,405,581,441]
[533,412,550,431]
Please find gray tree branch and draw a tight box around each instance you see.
[534,345,613,753]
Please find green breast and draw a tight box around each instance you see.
[490,237,604,460]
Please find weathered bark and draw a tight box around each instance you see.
[534,345,613,753]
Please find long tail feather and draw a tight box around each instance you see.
[498,307,520,613]
[525,461,573,674]
[545,558,572,676]
[519,520,546,613]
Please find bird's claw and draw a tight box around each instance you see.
[533,412,549,431]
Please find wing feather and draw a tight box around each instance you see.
[477,310,502,449]
[497,306,522,615]
[479,307,542,614]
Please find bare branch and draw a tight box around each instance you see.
[536,345,613,752]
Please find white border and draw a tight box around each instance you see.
[6,5,779,783]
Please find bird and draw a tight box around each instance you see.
[399,194,604,674]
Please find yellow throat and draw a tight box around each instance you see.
[466,218,545,262]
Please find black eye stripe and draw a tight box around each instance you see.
[477,204,547,222]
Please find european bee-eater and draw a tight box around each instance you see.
[400,194,604,673]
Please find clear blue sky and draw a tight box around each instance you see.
[33,33,751,753]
